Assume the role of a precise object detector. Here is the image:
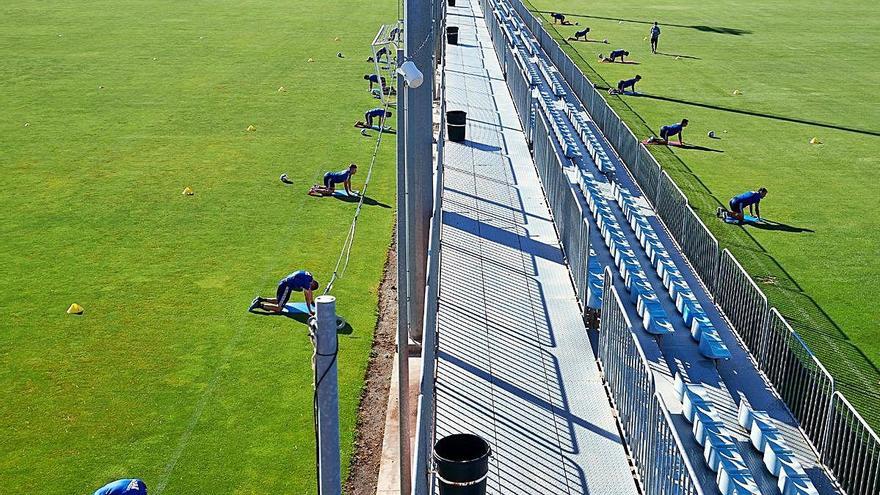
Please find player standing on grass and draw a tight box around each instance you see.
[717,188,768,223]
[650,22,661,54]
[250,270,319,315]
[93,479,147,495]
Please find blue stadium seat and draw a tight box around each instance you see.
[690,315,713,341]
[699,330,731,360]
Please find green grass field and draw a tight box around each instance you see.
[524,0,880,424]
[0,1,396,493]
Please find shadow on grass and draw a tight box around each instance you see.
[636,93,880,137]
[674,143,724,153]
[251,309,354,334]
[747,219,815,233]
[535,10,752,35]
[332,194,392,208]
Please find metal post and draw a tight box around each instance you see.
[396,46,414,495]
[314,295,340,495]
[405,0,435,343]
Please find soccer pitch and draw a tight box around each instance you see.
[524,0,880,423]
[0,0,395,493]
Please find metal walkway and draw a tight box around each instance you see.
[432,1,639,493]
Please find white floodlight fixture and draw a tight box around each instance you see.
[397,60,424,88]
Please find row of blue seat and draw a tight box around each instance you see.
[535,89,582,159]
[576,169,675,335]
[610,182,731,360]
[674,374,761,495]
[565,105,615,175]
[738,403,819,495]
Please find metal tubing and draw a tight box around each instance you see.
[315,295,341,495]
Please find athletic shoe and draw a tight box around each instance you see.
[248,296,262,312]
[716,207,723,218]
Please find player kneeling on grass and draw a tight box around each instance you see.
[250,270,319,315]
[93,479,147,495]
[609,74,641,95]
[358,107,392,129]
[569,27,590,41]
[599,49,629,63]
[646,118,688,145]
[717,188,768,223]
[310,163,358,196]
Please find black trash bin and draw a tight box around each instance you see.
[446,110,467,142]
[433,433,491,495]
[448,0,456,6]
[446,26,460,45]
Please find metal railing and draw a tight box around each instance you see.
[598,268,704,495]
[411,9,447,493]
[532,111,590,309]
[822,392,880,495]
[495,1,879,492]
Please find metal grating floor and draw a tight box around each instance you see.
[433,0,640,493]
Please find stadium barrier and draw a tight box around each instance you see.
[822,392,880,495]
[598,269,704,495]
[499,1,879,492]
[533,111,591,309]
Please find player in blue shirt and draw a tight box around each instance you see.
[93,479,147,495]
[310,163,358,196]
[659,119,688,144]
[363,74,386,91]
[600,49,629,63]
[650,22,661,54]
[570,27,590,41]
[610,74,641,94]
[250,270,320,315]
[361,107,392,128]
[717,188,768,223]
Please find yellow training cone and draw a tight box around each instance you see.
[733,89,742,95]
[643,37,648,41]
[674,56,681,60]
[809,137,822,144]
[334,37,340,41]
[182,186,194,195]
[67,303,84,315]
[278,86,286,92]
[246,124,256,131]
[307,58,314,63]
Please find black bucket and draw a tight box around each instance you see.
[448,0,456,6]
[446,26,460,45]
[433,433,491,495]
[446,110,467,142]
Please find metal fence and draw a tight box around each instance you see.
[532,111,590,308]
[822,392,880,495]
[763,308,834,445]
[499,1,880,492]
[598,269,704,495]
